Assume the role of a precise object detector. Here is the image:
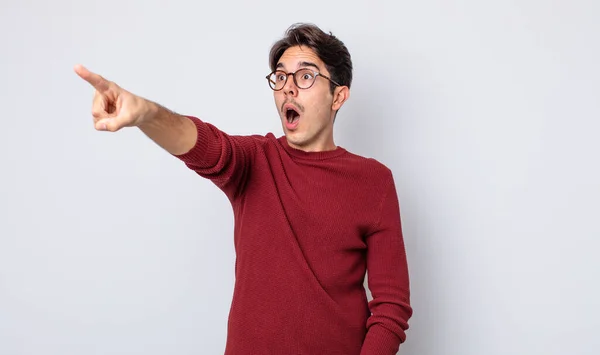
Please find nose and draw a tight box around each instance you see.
[282,74,298,97]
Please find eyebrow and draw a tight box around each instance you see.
[276,61,321,72]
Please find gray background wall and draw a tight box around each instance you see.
[1,0,598,354]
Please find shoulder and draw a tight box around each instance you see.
[342,150,393,179]
[223,131,277,151]
[333,150,397,200]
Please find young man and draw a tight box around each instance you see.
[75,23,412,355]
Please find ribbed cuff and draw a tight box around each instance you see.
[173,115,215,168]
[360,325,402,355]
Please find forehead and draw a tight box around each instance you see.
[277,46,325,71]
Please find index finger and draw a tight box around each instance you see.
[74,64,110,92]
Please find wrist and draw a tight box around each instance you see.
[138,100,161,128]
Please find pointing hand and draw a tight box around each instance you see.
[74,64,157,132]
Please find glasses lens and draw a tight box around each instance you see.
[268,71,287,90]
[295,69,316,89]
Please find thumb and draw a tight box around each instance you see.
[95,113,131,132]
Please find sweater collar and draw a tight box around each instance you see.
[278,136,347,160]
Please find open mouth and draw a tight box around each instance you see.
[285,107,300,124]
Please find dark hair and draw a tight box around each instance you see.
[269,23,353,93]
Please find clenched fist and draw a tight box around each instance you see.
[74,64,158,132]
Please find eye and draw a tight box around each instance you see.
[302,72,314,80]
[276,74,286,81]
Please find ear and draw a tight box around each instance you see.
[331,86,350,111]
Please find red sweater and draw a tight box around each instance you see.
[174,116,412,354]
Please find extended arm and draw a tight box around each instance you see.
[74,64,196,155]
[75,64,255,198]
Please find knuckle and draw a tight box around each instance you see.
[91,109,103,118]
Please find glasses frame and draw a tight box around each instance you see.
[266,69,342,91]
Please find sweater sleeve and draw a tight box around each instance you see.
[360,173,412,355]
[172,115,257,199]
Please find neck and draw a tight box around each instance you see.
[286,134,336,152]
[288,141,337,152]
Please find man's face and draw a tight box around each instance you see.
[273,46,345,151]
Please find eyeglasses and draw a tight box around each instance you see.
[266,68,341,91]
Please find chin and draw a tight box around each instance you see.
[284,132,308,147]
[284,132,301,143]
